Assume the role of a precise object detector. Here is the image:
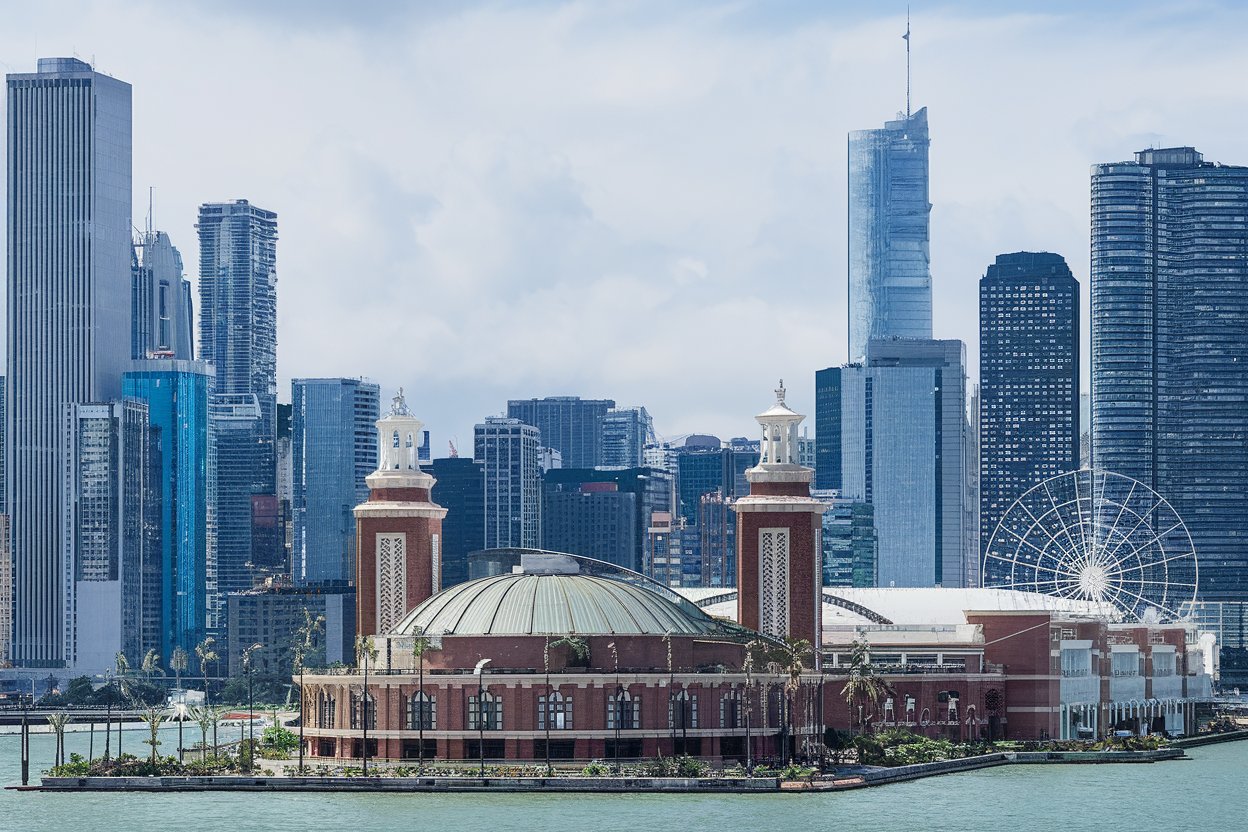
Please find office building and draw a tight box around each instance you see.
[61,401,158,673]
[819,339,974,588]
[600,407,655,468]
[848,108,932,361]
[291,378,380,585]
[131,230,193,360]
[428,457,485,590]
[123,360,213,659]
[674,446,757,525]
[506,397,614,468]
[979,252,1080,571]
[812,490,877,588]
[697,491,735,588]
[475,417,542,549]
[198,200,279,619]
[226,577,354,676]
[6,58,132,668]
[1092,147,1248,605]
[543,482,637,570]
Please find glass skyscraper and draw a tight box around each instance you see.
[475,417,542,549]
[599,407,655,469]
[122,360,213,660]
[132,230,194,360]
[848,107,932,361]
[428,457,485,589]
[1092,147,1248,604]
[506,396,615,468]
[979,252,1080,573]
[291,378,380,585]
[197,200,279,623]
[5,58,132,668]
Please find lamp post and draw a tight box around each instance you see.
[743,649,755,773]
[474,658,492,777]
[241,642,262,774]
[608,641,620,772]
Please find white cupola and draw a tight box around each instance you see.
[376,388,423,473]
[755,380,804,467]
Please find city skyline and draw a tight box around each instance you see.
[3,2,1247,444]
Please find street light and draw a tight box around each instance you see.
[474,658,492,777]
[241,642,263,774]
[607,641,620,773]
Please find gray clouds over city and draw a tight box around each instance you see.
[3,0,1246,444]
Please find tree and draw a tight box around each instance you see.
[195,637,218,705]
[141,649,164,680]
[411,627,440,774]
[542,635,588,774]
[840,637,893,736]
[138,706,166,766]
[293,608,325,772]
[355,635,378,774]
[46,712,71,767]
[170,647,189,692]
[774,637,813,765]
[188,705,215,763]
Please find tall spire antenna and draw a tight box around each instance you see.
[903,7,911,119]
[147,186,153,237]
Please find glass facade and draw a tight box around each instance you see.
[131,230,193,360]
[599,407,655,469]
[812,490,877,588]
[1092,147,1248,603]
[123,360,213,660]
[506,397,615,469]
[979,252,1080,574]
[291,378,380,585]
[475,417,542,549]
[6,58,133,667]
[848,107,932,361]
[428,457,485,589]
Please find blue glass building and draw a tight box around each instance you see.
[122,360,213,660]
[848,108,932,361]
[291,378,380,585]
[1092,147,1248,605]
[506,397,615,469]
[979,253,1080,573]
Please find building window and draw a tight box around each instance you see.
[350,691,376,730]
[318,692,336,728]
[406,691,435,730]
[468,690,502,730]
[720,691,741,729]
[1112,650,1140,677]
[538,690,573,730]
[1061,648,1091,677]
[607,690,640,730]
[669,689,698,729]
[1153,651,1176,677]
[759,528,790,638]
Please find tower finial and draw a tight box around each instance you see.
[903,6,911,119]
[775,379,786,404]
[390,387,411,417]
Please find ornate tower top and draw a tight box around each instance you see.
[371,388,428,483]
[389,387,413,417]
[754,379,805,468]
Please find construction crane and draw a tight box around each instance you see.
[448,439,458,458]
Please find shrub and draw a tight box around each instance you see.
[581,761,610,776]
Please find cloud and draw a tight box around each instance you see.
[4,1,1248,446]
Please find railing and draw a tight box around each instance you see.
[874,664,972,675]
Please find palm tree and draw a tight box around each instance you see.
[773,637,813,765]
[840,637,892,736]
[542,635,587,775]
[141,649,163,680]
[46,712,71,767]
[170,647,190,762]
[195,637,218,706]
[293,608,325,773]
[188,705,214,763]
[410,627,439,774]
[355,635,378,774]
[138,705,166,766]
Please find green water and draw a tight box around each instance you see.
[1,726,1242,832]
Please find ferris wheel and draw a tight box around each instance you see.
[983,469,1198,621]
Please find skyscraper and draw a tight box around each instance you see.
[198,200,279,619]
[475,417,541,549]
[123,360,213,660]
[428,457,485,589]
[1092,147,1248,604]
[819,339,974,588]
[848,108,932,361]
[6,58,132,668]
[506,397,614,468]
[979,253,1080,572]
[132,230,194,360]
[599,407,655,468]
[291,378,380,585]
[61,400,157,672]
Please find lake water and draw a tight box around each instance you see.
[1,725,1242,832]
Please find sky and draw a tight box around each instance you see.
[3,0,1248,450]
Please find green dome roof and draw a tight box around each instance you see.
[391,572,725,637]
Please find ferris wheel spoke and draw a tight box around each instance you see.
[1041,480,1090,570]
[1097,496,1167,567]
[1015,500,1073,557]
[1105,549,1196,578]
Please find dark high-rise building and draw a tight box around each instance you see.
[848,108,932,361]
[131,230,194,360]
[506,396,614,469]
[1092,147,1248,605]
[6,58,132,668]
[674,447,757,525]
[814,368,842,491]
[198,200,279,625]
[541,467,665,574]
[291,378,380,585]
[979,253,1080,572]
[428,457,484,589]
[812,490,877,588]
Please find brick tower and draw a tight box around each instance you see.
[735,381,825,654]
[355,390,447,638]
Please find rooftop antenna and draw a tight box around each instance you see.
[147,186,153,238]
[903,7,911,119]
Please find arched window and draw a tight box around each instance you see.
[948,697,959,722]
[538,690,572,730]
[905,695,916,723]
[350,691,376,730]
[406,691,435,730]
[883,697,895,723]
[920,707,931,726]
[608,689,640,730]
[669,689,698,729]
[406,432,414,448]
[392,430,400,449]
[469,690,502,730]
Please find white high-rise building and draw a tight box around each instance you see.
[5,58,132,668]
[474,417,541,549]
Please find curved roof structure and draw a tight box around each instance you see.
[392,571,732,637]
